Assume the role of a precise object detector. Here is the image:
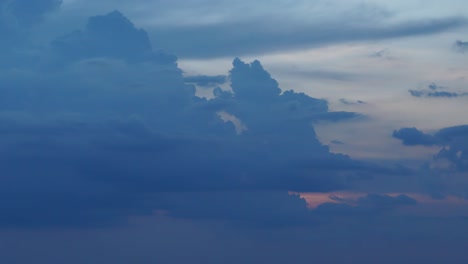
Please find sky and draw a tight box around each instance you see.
[1,0,468,263]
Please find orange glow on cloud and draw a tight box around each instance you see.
[291,191,468,211]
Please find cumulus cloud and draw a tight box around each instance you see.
[50,10,177,64]
[0,10,410,228]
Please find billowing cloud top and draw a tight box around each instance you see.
[0,8,411,229]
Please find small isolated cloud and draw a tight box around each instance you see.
[369,48,394,60]
[339,98,366,105]
[454,40,468,53]
[331,140,344,145]
[409,83,468,98]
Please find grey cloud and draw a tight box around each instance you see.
[2,0,62,27]
[331,140,344,145]
[0,0,62,48]
[392,127,437,146]
[314,193,417,217]
[340,98,366,105]
[394,124,468,183]
[184,75,227,87]
[409,83,468,98]
[410,90,464,98]
[156,191,314,227]
[50,10,177,64]
[310,111,364,122]
[150,17,468,58]
[369,48,394,60]
[454,40,468,53]
[280,69,362,82]
[230,58,282,102]
[434,125,468,172]
[0,10,415,229]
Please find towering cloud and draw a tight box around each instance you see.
[51,10,176,64]
[0,9,410,228]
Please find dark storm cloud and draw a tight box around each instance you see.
[454,40,468,53]
[151,17,468,58]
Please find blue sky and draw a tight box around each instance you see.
[1,1,468,263]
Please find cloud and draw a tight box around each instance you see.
[184,75,227,87]
[433,125,468,171]
[369,48,395,60]
[394,124,468,188]
[331,140,344,145]
[280,69,362,82]
[409,83,468,98]
[339,98,366,105]
[392,127,437,146]
[50,10,177,64]
[314,193,417,216]
[0,0,62,48]
[2,0,62,27]
[310,111,364,123]
[0,9,421,229]
[156,191,314,227]
[150,16,468,58]
[454,40,468,53]
[230,58,282,101]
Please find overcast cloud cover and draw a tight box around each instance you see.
[1,0,468,263]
